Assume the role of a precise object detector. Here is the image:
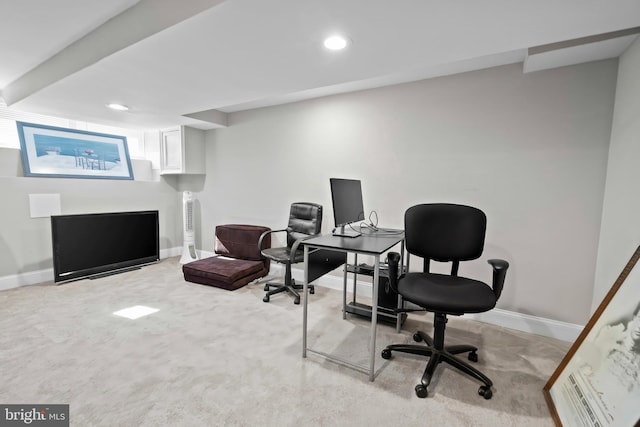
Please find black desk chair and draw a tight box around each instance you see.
[258,202,323,304]
[382,203,509,399]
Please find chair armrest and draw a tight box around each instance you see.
[290,234,318,262]
[387,252,428,314]
[386,252,403,294]
[258,228,287,256]
[487,259,509,299]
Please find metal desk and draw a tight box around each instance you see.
[301,230,404,381]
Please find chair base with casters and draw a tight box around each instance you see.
[262,256,314,304]
[381,312,493,399]
[263,278,314,305]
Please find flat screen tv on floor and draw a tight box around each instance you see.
[51,210,160,283]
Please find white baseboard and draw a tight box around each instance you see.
[1,254,583,343]
[0,268,53,291]
[163,247,183,258]
[276,265,583,343]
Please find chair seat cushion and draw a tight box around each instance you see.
[261,247,303,264]
[399,272,496,314]
[183,256,267,291]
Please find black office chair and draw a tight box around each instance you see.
[381,203,509,399]
[258,202,323,304]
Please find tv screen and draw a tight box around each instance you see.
[330,178,365,237]
[51,210,160,283]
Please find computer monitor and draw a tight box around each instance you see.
[330,178,365,237]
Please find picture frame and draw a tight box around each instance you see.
[543,245,640,427]
[16,121,134,180]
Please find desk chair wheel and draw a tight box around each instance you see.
[468,351,478,362]
[294,296,300,305]
[264,284,270,291]
[381,349,392,360]
[415,384,428,398]
[309,287,315,295]
[478,386,492,399]
[412,332,422,342]
[263,295,270,303]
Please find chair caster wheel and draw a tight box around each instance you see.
[468,351,478,362]
[263,296,270,303]
[478,386,492,399]
[309,287,315,295]
[415,384,428,398]
[294,297,300,305]
[264,284,270,291]
[381,349,392,360]
[413,333,422,342]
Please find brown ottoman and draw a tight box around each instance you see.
[182,224,271,290]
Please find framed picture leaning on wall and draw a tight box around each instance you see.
[544,245,640,426]
[17,121,134,180]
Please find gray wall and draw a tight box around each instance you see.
[593,36,640,311]
[0,148,182,279]
[199,61,618,325]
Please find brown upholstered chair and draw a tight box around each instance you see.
[182,224,271,290]
[258,202,322,304]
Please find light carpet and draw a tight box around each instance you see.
[0,257,570,426]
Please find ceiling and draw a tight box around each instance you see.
[2,0,640,131]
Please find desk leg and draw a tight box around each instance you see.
[302,245,309,358]
[369,255,380,381]
[342,259,348,320]
[352,253,358,303]
[396,243,405,333]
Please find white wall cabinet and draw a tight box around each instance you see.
[159,126,205,174]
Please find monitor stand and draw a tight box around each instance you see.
[332,225,361,238]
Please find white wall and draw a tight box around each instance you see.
[199,61,617,325]
[593,36,640,311]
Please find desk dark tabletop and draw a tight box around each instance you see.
[303,230,404,255]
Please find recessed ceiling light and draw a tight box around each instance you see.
[106,103,129,111]
[324,35,348,50]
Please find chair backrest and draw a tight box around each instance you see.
[287,202,323,247]
[215,224,271,260]
[404,204,486,265]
